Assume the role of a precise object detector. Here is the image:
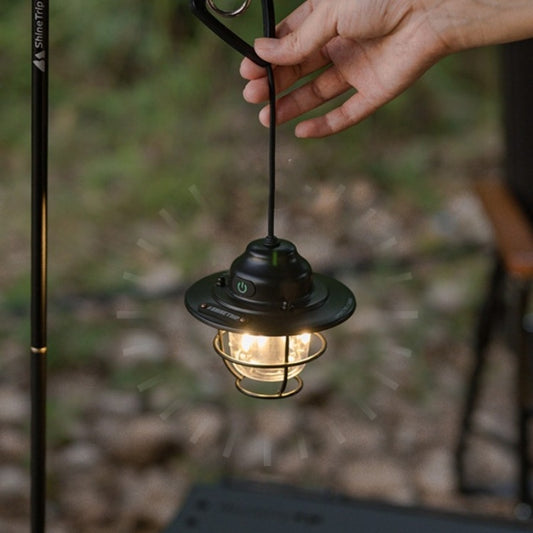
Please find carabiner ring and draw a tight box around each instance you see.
[207,0,252,17]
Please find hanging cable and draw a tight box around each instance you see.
[266,65,276,243]
[190,0,278,243]
[261,0,277,244]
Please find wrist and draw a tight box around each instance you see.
[421,0,533,53]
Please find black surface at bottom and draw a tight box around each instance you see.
[163,482,533,532]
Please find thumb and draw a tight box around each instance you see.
[255,2,338,65]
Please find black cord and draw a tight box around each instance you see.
[266,65,276,243]
[31,0,49,531]
[192,0,278,242]
[261,0,277,245]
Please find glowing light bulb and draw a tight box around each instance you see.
[226,332,312,382]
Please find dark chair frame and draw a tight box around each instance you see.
[455,40,533,506]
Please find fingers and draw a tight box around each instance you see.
[258,65,351,125]
[275,0,314,39]
[240,57,266,81]
[296,92,387,138]
[242,50,331,104]
[242,76,273,104]
[257,84,394,138]
[239,1,314,81]
[254,1,338,65]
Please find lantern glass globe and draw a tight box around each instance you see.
[226,332,311,382]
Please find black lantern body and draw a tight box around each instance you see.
[185,237,355,398]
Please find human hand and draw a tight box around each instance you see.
[240,0,449,138]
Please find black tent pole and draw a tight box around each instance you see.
[31,0,49,531]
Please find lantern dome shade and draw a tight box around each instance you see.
[185,238,356,336]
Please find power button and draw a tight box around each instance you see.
[232,277,255,297]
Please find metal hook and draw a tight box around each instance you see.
[207,0,252,18]
[190,0,271,66]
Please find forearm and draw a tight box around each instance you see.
[425,0,533,53]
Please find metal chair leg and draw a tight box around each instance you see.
[456,256,506,493]
[509,281,532,505]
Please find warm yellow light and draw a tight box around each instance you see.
[299,333,311,344]
[227,332,311,382]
